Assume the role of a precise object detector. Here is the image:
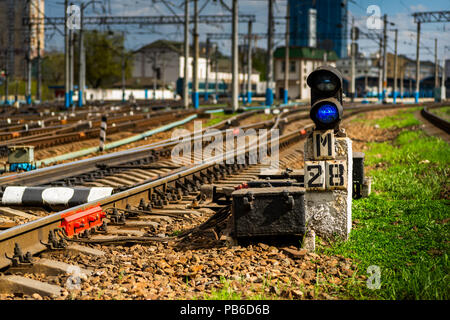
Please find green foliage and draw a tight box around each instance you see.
[352,108,421,129]
[84,31,132,88]
[318,125,450,300]
[205,112,237,127]
[202,277,242,300]
[252,48,268,81]
[41,51,65,85]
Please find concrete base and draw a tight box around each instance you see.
[304,135,353,240]
[0,275,63,297]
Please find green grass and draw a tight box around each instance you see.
[200,276,277,300]
[202,278,243,300]
[204,112,237,127]
[318,112,450,300]
[352,107,421,129]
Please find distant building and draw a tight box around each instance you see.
[274,46,338,100]
[0,0,45,79]
[335,52,443,97]
[289,0,348,58]
[336,54,379,96]
[131,40,260,97]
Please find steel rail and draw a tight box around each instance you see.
[421,107,450,134]
[0,101,446,270]
[0,103,389,268]
[0,113,283,269]
[0,110,263,187]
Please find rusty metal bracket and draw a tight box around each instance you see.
[40,229,67,250]
[5,243,33,267]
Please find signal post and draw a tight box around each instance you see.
[304,66,353,241]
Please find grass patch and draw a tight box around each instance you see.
[199,276,278,300]
[203,278,243,300]
[205,112,237,127]
[351,107,421,129]
[319,111,450,300]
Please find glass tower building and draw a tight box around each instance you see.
[289,0,348,58]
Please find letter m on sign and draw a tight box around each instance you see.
[313,130,335,159]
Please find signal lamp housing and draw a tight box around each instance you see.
[307,66,344,130]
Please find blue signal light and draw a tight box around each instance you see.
[316,104,338,124]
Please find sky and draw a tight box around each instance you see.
[43,0,450,64]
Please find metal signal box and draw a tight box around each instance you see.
[232,186,306,238]
[8,146,35,164]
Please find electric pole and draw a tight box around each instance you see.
[26,0,32,105]
[64,0,70,108]
[37,31,42,102]
[121,33,126,103]
[214,44,219,104]
[247,20,253,105]
[283,2,290,105]
[69,2,74,109]
[400,68,404,99]
[205,37,210,102]
[153,51,157,100]
[78,4,85,107]
[184,0,189,109]
[415,21,421,103]
[350,16,355,103]
[378,38,382,102]
[121,52,126,102]
[192,0,199,109]
[231,0,239,111]
[435,38,439,89]
[393,29,398,104]
[382,14,387,103]
[442,58,446,100]
[4,49,9,104]
[266,0,274,106]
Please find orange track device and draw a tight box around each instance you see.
[59,205,106,237]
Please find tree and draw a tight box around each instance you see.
[252,47,268,81]
[41,51,65,85]
[83,31,132,88]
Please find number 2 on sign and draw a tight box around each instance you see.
[305,161,326,190]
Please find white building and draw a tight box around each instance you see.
[335,54,379,81]
[274,46,338,100]
[132,40,260,96]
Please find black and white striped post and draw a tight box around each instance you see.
[1,186,114,208]
[99,115,107,152]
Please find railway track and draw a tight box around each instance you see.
[0,110,196,157]
[0,101,446,298]
[421,106,450,134]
